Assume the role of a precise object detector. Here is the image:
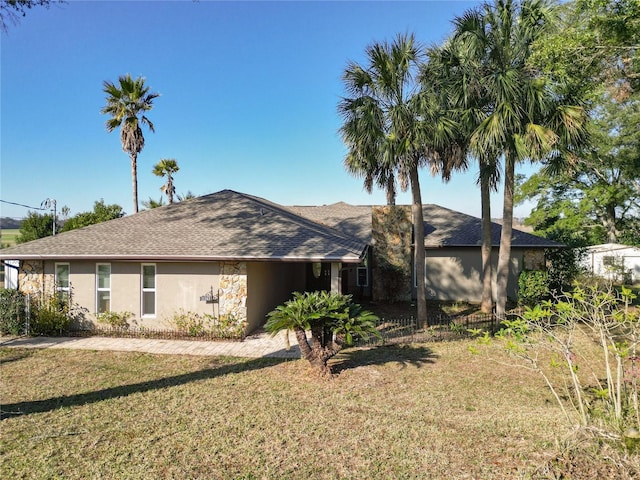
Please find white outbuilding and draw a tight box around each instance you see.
[581,243,640,284]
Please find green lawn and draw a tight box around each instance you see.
[0,229,19,248]
[2,339,636,479]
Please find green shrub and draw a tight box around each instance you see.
[545,247,585,296]
[171,309,208,336]
[169,309,245,338]
[96,311,134,329]
[517,270,550,307]
[30,294,73,335]
[0,288,27,335]
[215,313,246,338]
[474,285,640,449]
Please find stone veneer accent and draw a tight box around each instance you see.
[371,206,413,302]
[219,261,247,325]
[18,260,54,298]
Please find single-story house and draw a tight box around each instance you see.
[289,202,558,303]
[580,243,640,284]
[1,189,558,333]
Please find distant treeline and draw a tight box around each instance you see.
[0,218,22,229]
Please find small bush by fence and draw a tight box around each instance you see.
[0,288,246,341]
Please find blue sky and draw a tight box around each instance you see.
[1,0,535,221]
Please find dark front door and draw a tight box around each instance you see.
[307,262,331,292]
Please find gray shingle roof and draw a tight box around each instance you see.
[290,203,561,248]
[0,191,559,262]
[420,204,561,248]
[288,203,373,243]
[0,190,367,262]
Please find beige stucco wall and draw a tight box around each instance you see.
[36,260,221,329]
[246,262,305,333]
[424,248,523,302]
[27,259,319,334]
[156,262,221,326]
[63,260,99,320]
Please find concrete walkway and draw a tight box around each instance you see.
[0,330,302,359]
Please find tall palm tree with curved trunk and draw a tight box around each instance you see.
[101,74,159,213]
[339,33,464,327]
[450,0,588,317]
[152,158,180,204]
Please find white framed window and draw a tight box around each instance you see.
[55,263,70,301]
[141,264,156,317]
[96,263,111,313]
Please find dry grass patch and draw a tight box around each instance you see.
[0,339,634,479]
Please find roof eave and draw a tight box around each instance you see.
[425,243,564,249]
[0,254,365,263]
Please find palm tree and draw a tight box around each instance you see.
[141,196,166,210]
[339,33,464,327]
[449,0,588,317]
[426,36,502,314]
[152,158,180,204]
[101,74,159,213]
[265,291,379,376]
[177,190,196,202]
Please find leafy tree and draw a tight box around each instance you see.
[0,0,63,32]
[446,0,588,317]
[619,217,640,247]
[101,74,159,214]
[60,200,124,232]
[265,291,379,376]
[339,33,463,327]
[152,158,179,204]
[530,0,640,99]
[141,196,166,209]
[16,211,54,243]
[518,0,640,251]
[517,85,640,246]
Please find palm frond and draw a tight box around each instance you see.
[101,74,159,154]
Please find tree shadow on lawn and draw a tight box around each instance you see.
[2,346,438,419]
[330,344,438,375]
[0,356,287,421]
[0,348,37,365]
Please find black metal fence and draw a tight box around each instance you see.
[356,309,523,347]
[65,326,245,342]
